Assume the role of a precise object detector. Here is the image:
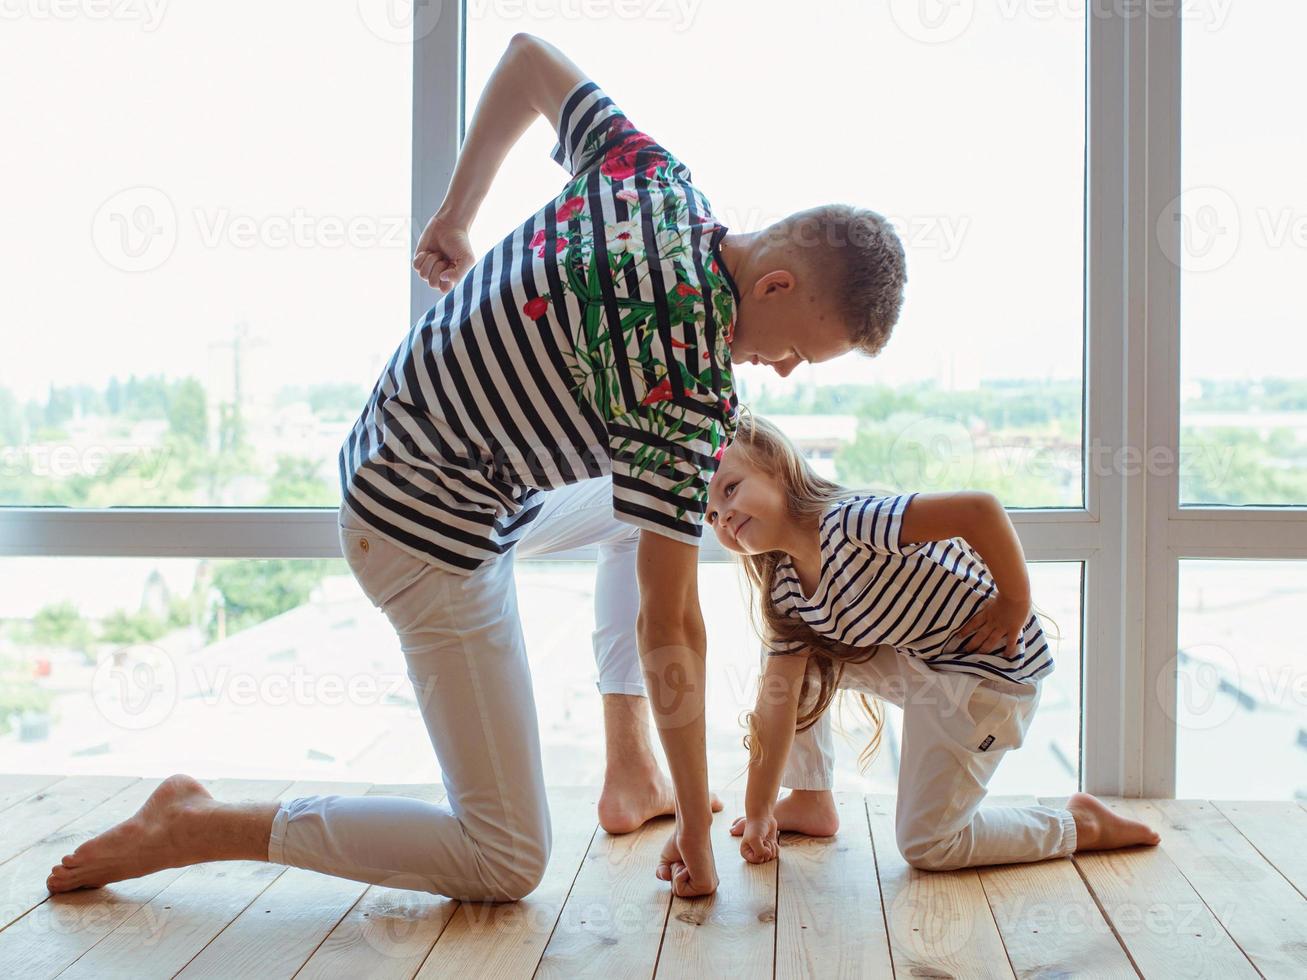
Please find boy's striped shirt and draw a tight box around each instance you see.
[338,80,740,574]
[766,493,1054,685]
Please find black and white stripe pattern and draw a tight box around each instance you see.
[338,80,739,573]
[767,494,1055,684]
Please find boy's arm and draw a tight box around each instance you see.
[415,33,589,288]
[436,32,586,227]
[744,651,809,819]
[898,491,1032,656]
[635,528,717,898]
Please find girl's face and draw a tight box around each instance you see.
[706,442,791,555]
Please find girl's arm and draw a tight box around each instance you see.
[744,652,809,819]
[899,491,1032,657]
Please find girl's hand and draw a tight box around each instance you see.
[737,814,779,864]
[951,592,1031,659]
[413,211,475,292]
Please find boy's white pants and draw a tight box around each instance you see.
[268,476,642,901]
[781,645,1077,870]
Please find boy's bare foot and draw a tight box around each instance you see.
[1067,792,1161,851]
[729,789,840,839]
[598,766,724,835]
[46,774,216,893]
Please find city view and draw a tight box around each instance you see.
[3,358,1304,801]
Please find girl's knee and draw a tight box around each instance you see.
[898,831,968,872]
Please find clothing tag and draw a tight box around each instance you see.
[977,734,995,752]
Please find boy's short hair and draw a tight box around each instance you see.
[767,204,907,358]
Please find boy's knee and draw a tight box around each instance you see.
[482,844,550,901]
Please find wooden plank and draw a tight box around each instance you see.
[0,775,136,866]
[1113,798,1307,979]
[536,811,672,977]
[175,781,373,979]
[0,778,285,980]
[976,795,1133,978]
[295,783,459,980]
[654,789,776,978]
[415,787,598,979]
[1042,795,1260,980]
[0,777,175,980]
[0,778,159,933]
[0,774,64,815]
[1211,799,1307,899]
[865,793,1014,979]
[55,778,296,980]
[773,791,893,978]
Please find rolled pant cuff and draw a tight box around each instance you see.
[1059,807,1078,856]
[595,680,648,697]
[267,801,290,865]
[781,771,835,792]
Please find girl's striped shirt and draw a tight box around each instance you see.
[338,80,740,574]
[766,493,1054,685]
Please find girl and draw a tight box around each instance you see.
[705,410,1160,871]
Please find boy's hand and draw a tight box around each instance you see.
[655,822,719,897]
[951,592,1032,659]
[735,814,779,864]
[413,212,474,292]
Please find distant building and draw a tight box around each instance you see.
[768,414,859,479]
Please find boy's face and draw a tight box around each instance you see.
[727,270,855,378]
[706,443,789,555]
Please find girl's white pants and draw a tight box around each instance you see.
[781,646,1077,870]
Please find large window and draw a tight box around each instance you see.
[1178,5,1307,507]
[466,1,1087,508]
[1174,561,1306,800]
[4,3,1304,801]
[0,3,412,509]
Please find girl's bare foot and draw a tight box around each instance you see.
[729,789,840,839]
[1067,792,1161,851]
[597,766,724,835]
[46,774,216,893]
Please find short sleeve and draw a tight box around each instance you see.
[607,385,736,546]
[761,569,808,656]
[763,634,808,657]
[550,79,678,181]
[842,493,921,555]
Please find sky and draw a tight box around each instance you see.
[1,0,1301,407]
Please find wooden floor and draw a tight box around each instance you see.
[1,776,1305,978]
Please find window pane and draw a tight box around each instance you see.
[1179,8,1307,505]
[6,557,1081,797]
[1175,560,1306,801]
[465,4,1086,507]
[0,4,411,508]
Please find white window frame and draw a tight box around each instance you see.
[4,2,1304,798]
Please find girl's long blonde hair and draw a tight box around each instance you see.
[730,408,1062,777]
[731,408,890,775]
